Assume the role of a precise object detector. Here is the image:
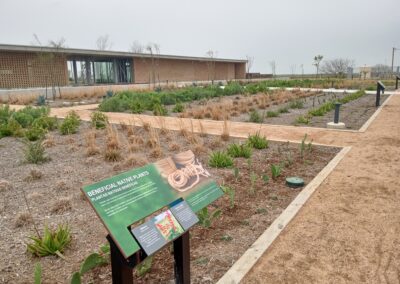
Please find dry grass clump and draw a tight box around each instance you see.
[55,180,69,191]
[169,143,180,152]
[85,130,100,156]
[104,125,121,162]
[142,122,151,131]
[14,212,33,228]
[209,136,223,149]
[51,198,72,214]
[211,106,222,120]
[221,119,230,141]
[8,94,38,105]
[198,121,207,138]
[150,147,163,159]
[43,135,56,148]
[146,127,160,148]
[0,180,12,192]
[24,168,43,181]
[192,142,207,156]
[124,154,143,168]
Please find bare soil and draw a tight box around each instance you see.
[0,122,339,283]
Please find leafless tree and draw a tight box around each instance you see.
[96,34,113,50]
[372,64,392,79]
[206,50,218,83]
[146,43,161,86]
[32,34,67,99]
[313,55,323,78]
[320,58,354,78]
[269,61,276,76]
[246,55,254,74]
[130,40,144,53]
[290,64,297,76]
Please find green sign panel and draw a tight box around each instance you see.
[82,150,223,258]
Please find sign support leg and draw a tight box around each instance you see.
[107,235,135,284]
[173,231,191,284]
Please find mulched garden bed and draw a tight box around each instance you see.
[0,121,340,283]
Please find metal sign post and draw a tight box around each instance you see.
[376,81,386,107]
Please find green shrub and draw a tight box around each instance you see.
[247,132,268,149]
[59,111,80,135]
[32,116,58,131]
[266,111,279,118]
[278,106,289,113]
[23,139,49,164]
[12,112,34,128]
[27,224,71,257]
[18,106,49,120]
[223,82,244,96]
[0,104,14,124]
[271,164,282,180]
[197,207,222,228]
[136,256,154,277]
[153,103,168,116]
[227,143,252,158]
[289,100,304,109]
[25,126,46,141]
[249,111,262,123]
[90,111,108,129]
[296,115,310,124]
[172,102,184,113]
[1,118,23,137]
[208,151,234,168]
[131,101,145,114]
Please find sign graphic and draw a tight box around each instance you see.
[82,150,222,258]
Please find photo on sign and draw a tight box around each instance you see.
[155,150,211,193]
[153,209,184,241]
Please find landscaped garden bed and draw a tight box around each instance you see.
[0,106,340,283]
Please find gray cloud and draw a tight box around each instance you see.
[0,0,399,73]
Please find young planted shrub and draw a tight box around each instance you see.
[90,111,108,129]
[227,143,252,158]
[1,118,23,138]
[208,151,234,168]
[131,101,145,114]
[27,224,71,257]
[221,185,235,209]
[59,111,80,135]
[12,112,34,128]
[153,103,168,116]
[197,207,222,228]
[32,116,58,131]
[271,164,282,180]
[278,106,289,113]
[172,102,184,113]
[24,126,46,141]
[289,100,304,109]
[24,140,49,164]
[296,115,310,124]
[247,132,269,149]
[249,110,263,123]
[266,110,279,118]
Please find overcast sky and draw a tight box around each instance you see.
[0,0,399,74]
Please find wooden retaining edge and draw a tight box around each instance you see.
[216,146,351,284]
[358,93,394,132]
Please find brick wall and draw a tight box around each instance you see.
[0,52,68,89]
[133,57,245,83]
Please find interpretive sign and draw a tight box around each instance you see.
[131,200,198,256]
[82,150,223,258]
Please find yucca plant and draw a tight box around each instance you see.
[271,164,282,180]
[23,139,49,164]
[27,224,71,257]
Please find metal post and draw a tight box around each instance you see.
[107,235,137,284]
[376,82,381,107]
[334,103,341,124]
[173,232,191,284]
[396,75,399,90]
[72,60,78,85]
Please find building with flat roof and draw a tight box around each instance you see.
[0,44,247,89]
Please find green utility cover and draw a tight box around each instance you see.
[286,177,305,188]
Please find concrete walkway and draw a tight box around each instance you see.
[8,90,400,283]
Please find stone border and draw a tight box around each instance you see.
[216,146,351,284]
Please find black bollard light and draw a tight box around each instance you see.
[396,75,400,90]
[376,81,386,107]
[334,102,341,124]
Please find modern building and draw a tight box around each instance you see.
[0,44,247,89]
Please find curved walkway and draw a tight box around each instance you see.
[9,90,400,283]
